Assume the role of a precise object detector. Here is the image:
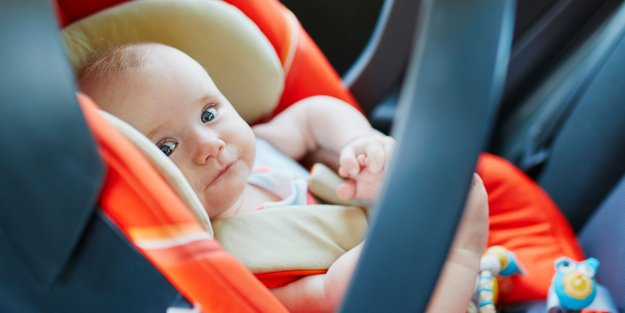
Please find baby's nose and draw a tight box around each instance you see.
[194,136,225,164]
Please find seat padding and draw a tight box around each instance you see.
[63,0,284,122]
[478,154,585,303]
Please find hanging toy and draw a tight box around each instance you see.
[547,257,601,312]
[475,268,497,313]
[468,246,524,313]
[546,257,619,313]
[482,245,524,277]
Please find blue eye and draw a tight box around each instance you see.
[201,106,218,123]
[157,140,177,156]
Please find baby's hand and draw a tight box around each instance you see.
[336,134,395,202]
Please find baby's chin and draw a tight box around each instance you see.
[202,196,237,219]
[201,184,247,219]
[196,159,252,219]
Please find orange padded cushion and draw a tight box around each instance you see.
[477,153,585,303]
[55,0,129,26]
[224,0,360,118]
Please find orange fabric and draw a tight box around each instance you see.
[223,0,360,118]
[276,30,359,116]
[55,0,129,27]
[257,269,327,288]
[78,94,287,313]
[478,153,585,303]
[52,0,69,27]
[223,0,290,64]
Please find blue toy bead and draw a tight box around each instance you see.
[499,251,520,276]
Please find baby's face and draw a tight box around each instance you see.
[96,46,256,218]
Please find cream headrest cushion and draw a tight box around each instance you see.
[63,0,284,122]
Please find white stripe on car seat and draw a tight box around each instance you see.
[135,231,212,250]
[282,8,299,74]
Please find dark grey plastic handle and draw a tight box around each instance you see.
[340,0,515,312]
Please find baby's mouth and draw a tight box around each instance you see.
[205,161,235,188]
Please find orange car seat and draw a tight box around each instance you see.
[53,0,585,306]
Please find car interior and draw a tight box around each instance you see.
[0,0,624,312]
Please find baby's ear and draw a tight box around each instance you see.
[584,257,600,272]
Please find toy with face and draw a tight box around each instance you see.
[551,257,599,310]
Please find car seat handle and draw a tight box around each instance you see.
[0,0,104,288]
[340,0,515,312]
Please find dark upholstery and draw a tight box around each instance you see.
[538,21,625,231]
[579,174,625,311]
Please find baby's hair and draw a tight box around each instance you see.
[77,43,149,92]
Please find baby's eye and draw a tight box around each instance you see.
[157,140,177,156]
[201,106,219,123]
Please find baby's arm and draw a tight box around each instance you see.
[252,96,379,162]
[253,96,394,202]
[270,243,363,313]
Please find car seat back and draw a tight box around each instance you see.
[495,2,625,231]
[536,2,625,232]
[500,0,622,119]
[579,173,625,311]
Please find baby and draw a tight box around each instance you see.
[78,43,488,313]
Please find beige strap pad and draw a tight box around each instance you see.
[213,205,367,273]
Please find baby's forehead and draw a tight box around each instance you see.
[93,43,176,73]
[83,43,218,112]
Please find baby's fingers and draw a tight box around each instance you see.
[383,139,395,167]
[339,146,361,177]
[364,143,385,174]
[336,180,357,200]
